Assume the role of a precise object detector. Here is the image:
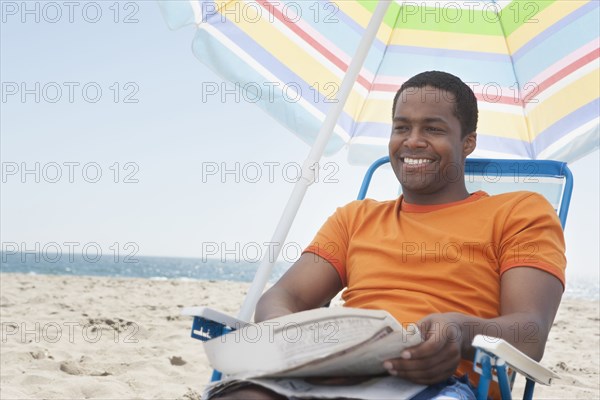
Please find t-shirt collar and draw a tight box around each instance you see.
[398,191,488,213]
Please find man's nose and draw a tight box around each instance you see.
[403,130,426,148]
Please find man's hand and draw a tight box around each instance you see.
[383,313,464,385]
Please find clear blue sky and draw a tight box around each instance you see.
[1,2,598,284]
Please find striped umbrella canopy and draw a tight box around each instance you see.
[161,0,599,165]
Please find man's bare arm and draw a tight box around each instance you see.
[254,252,343,322]
[496,266,563,359]
[384,267,563,384]
[451,266,563,361]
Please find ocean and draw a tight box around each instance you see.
[1,253,597,300]
[0,253,291,283]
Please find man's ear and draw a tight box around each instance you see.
[463,132,477,157]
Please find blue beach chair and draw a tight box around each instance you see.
[185,157,574,400]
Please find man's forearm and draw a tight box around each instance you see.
[253,253,343,323]
[443,312,550,361]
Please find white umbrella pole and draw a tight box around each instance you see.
[237,1,391,322]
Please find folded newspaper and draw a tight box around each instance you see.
[201,307,427,399]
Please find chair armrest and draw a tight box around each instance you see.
[182,307,250,342]
[182,307,249,328]
[472,335,559,385]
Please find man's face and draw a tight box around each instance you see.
[389,86,476,204]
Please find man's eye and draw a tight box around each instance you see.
[394,126,409,132]
[426,127,443,133]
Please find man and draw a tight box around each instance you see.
[216,71,566,399]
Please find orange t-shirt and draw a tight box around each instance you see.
[304,191,566,383]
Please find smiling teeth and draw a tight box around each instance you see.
[404,158,433,165]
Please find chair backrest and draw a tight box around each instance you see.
[357,157,574,229]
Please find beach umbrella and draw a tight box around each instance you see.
[161,0,598,164]
[159,0,600,320]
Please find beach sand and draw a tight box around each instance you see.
[1,273,598,399]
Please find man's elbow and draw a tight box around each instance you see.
[254,286,295,323]
[520,335,551,362]
[521,318,551,362]
[254,288,275,323]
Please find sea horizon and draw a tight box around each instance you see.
[1,252,597,300]
[0,252,292,284]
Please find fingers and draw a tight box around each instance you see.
[383,343,460,384]
[382,321,463,385]
[381,313,467,385]
[406,329,448,359]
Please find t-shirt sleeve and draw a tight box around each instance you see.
[303,202,357,287]
[498,192,566,288]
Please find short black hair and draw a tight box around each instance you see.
[392,71,478,137]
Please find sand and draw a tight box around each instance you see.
[1,273,598,399]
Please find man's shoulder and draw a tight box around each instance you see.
[331,198,398,221]
[481,190,550,205]
[473,191,558,220]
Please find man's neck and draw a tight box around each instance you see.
[401,187,471,206]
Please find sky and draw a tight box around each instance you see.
[1,1,598,285]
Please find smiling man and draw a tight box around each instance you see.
[389,76,476,205]
[214,71,566,399]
